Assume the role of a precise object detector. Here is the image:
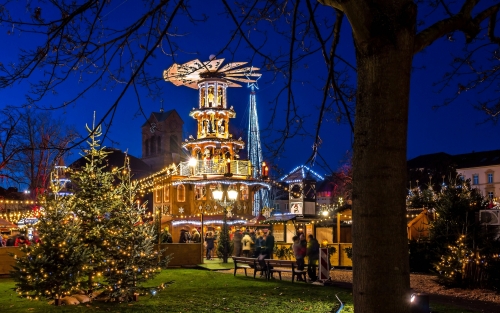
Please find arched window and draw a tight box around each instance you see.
[163,185,170,202]
[177,184,185,202]
[157,136,162,154]
[240,185,249,200]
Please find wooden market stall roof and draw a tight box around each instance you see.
[0,218,17,232]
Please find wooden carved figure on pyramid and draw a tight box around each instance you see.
[217,86,223,106]
[207,88,215,107]
[203,148,211,161]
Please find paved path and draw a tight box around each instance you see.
[224,268,499,313]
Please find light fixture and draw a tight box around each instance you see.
[188,158,197,167]
[410,293,430,313]
[227,189,238,201]
[212,189,223,201]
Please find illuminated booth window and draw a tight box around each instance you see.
[240,185,249,200]
[177,184,186,202]
[163,185,170,202]
[155,189,161,203]
[195,185,206,200]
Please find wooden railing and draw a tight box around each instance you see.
[179,160,252,176]
[274,242,353,268]
[0,247,24,275]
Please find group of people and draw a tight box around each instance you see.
[292,234,320,282]
[0,234,39,247]
[178,228,201,243]
[231,229,274,259]
[162,226,320,282]
[232,229,320,282]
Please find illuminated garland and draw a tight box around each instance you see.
[280,165,324,182]
[172,219,247,226]
[0,199,37,204]
[171,179,270,188]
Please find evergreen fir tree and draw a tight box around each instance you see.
[69,123,122,290]
[10,174,90,300]
[102,157,168,300]
[435,235,475,287]
[216,213,232,262]
[430,179,484,254]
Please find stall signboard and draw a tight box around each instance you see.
[290,202,303,215]
[273,224,285,241]
[17,217,39,227]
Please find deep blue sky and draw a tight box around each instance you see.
[1,1,498,180]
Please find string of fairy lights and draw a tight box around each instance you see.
[7,166,489,229]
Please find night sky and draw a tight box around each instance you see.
[1,1,498,180]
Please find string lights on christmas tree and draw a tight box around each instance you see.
[10,120,168,303]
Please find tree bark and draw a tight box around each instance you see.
[349,1,415,312]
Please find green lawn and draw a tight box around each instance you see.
[0,269,478,312]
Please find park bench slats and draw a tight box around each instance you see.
[266,259,306,282]
[231,257,306,282]
[231,256,264,278]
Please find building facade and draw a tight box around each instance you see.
[456,150,500,200]
[407,149,500,199]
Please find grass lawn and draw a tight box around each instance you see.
[0,269,479,312]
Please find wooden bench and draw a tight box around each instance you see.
[266,259,307,283]
[232,257,266,278]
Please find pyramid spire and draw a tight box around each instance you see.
[247,79,269,215]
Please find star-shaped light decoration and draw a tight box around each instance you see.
[178,207,184,214]
[246,67,261,91]
[163,56,262,89]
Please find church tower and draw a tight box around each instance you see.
[141,108,184,172]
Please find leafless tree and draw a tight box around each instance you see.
[0,108,79,197]
[1,0,500,311]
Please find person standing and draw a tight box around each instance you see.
[264,230,275,260]
[179,229,189,243]
[249,230,257,257]
[232,229,243,257]
[306,234,319,282]
[292,235,306,281]
[205,231,215,260]
[161,228,173,243]
[241,232,254,257]
[253,231,265,257]
[14,235,30,247]
[191,228,201,243]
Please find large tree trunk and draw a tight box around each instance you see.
[350,2,416,312]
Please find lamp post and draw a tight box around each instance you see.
[212,186,238,263]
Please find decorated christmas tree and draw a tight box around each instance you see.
[216,213,233,262]
[435,235,475,287]
[102,157,168,300]
[69,123,122,291]
[10,174,90,300]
